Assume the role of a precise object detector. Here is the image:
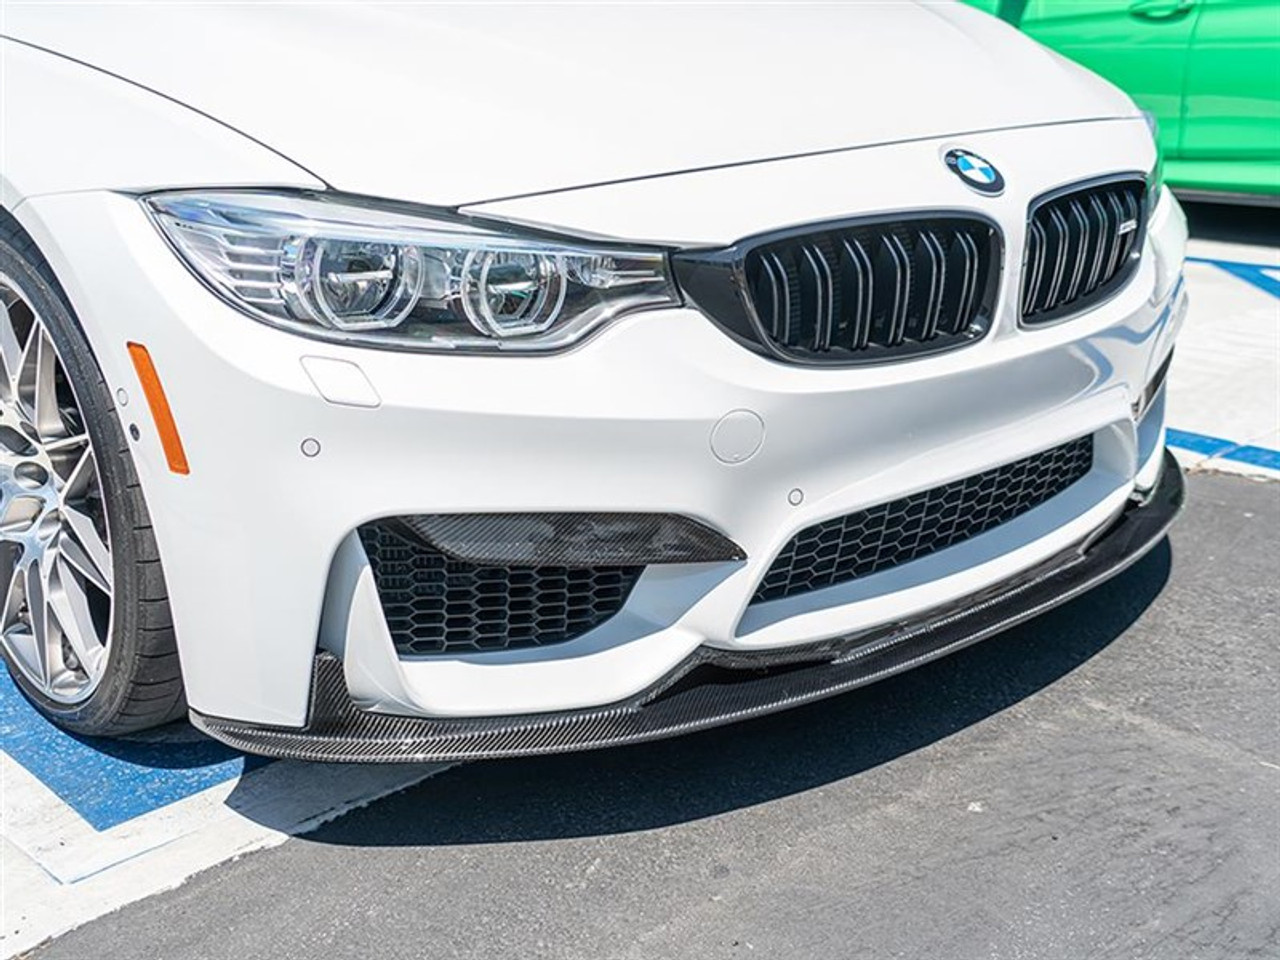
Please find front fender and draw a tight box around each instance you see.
[0,38,320,211]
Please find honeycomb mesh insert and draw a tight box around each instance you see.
[753,436,1094,604]
[359,522,643,656]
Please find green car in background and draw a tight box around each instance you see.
[963,0,1280,203]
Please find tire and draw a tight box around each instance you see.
[0,208,185,735]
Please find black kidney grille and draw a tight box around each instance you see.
[1022,178,1146,323]
[752,436,1094,605]
[359,522,642,656]
[742,218,998,363]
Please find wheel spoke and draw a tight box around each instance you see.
[59,444,96,500]
[14,321,41,423]
[0,291,26,399]
[46,433,91,486]
[61,505,112,595]
[22,558,53,686]
[49,555,106,679]
[0,494,41,537]
[0,545,23,633]
[18,328,67,440]
[0,625,48,689]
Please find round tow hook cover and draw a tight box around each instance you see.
[710,410,765,464]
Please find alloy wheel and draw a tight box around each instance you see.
[0,271,113,704]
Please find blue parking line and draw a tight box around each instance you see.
[0,669,265,831]
[1168,428,1280,471]
[1188,257,1280,299]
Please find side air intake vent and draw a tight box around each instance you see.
[357,513,742,657]
[358,522,642,656]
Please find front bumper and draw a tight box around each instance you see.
[191,449,1183,762]
[15,118,1189,735]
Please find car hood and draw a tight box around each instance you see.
[4,2,1136,207]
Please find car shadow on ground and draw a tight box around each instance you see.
[225,539,1173,845]
[64,722,255,770]
[1181,200,1280,247]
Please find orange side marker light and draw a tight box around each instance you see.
[126,342,190,475]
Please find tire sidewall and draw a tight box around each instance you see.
[0,231,156,729]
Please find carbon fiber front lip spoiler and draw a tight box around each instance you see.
[191,451,1185,763]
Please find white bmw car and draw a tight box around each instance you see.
[0,4,1187,761]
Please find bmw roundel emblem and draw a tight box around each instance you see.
[945,149,1004,196]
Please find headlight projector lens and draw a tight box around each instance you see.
[461,251,567,336]
[298,238,425,331]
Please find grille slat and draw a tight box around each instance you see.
[801,242,837,351]
[1084,194,1109,292]
[1063,198,1089,303]
[1024,218,1047,315]
[1103,192,1125,279]
[1044,207,1070,309]
[840,236,874,350]
[759,252,784,343]
[736,217,998,364]
[954,229,980,335]
[917,228,947,341]
[882,233,911,346]
[762,252,783,345]
[752,436,1095,605]
[1021,178,1147,324]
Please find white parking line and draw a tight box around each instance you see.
[1,756,447,957]
[1167,241,1280,480]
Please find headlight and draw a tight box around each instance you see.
[144,192,680,352]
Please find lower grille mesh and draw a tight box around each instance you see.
[753,436,1095,604]
[359,522,642,656]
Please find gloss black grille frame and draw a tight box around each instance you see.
[1021,173,1149,326]
[752,435,1095,605]
[675,212,1004,367]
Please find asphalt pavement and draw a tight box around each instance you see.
[30,470,1280,960]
